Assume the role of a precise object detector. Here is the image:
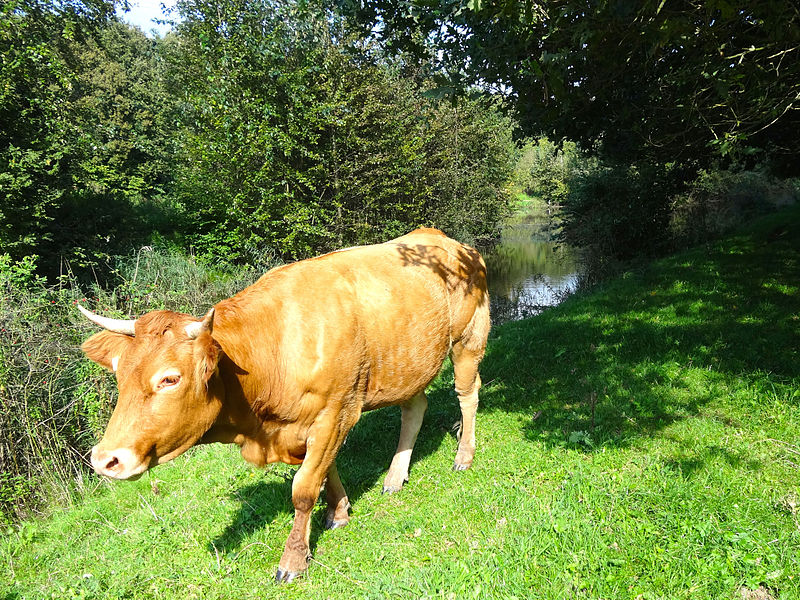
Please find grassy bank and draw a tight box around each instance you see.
[3,208,800,599]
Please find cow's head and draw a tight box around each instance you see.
[80,306,223,480]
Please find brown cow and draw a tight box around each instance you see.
[79,228,489,583]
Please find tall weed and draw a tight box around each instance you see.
[0,249,266,523]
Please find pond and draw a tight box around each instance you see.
[479,206,581,325]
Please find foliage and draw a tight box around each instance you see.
[167,0,515,262]
[558,157,800,282]
[3,0,515,279]
[0,1,179,280]
[0,0,87,260]
[3,207,800,597]
[0,254,101,523]
[670,169,800,247]
[342,0,800,273]
[559,161,687,264]
[343,0,800,168]
[45,21,181,278]
[512,137,590,206]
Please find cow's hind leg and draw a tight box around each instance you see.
[452,342,483,470]
[325,461,350,529]
[382,391,427,494]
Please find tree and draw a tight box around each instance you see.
[342,0,800,169]
[1,1,178,280]
[167,0,516,263]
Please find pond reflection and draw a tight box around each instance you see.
[480,207,580,325]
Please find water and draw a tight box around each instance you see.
[480,207,580,325]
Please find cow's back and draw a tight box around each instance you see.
[213,229,488,415]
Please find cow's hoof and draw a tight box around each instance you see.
[275,568,301,584]
[453,462,470,471]
[382,483,402,494]
[325,517,349,530]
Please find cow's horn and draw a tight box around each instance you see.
[77,304,137,336]
[185,307,215,339]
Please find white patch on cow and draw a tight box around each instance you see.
[111,356,119,372]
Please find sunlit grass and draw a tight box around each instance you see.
[3,207,800,599]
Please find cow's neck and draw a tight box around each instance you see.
[200,353,303,466]
[200,353,261,444]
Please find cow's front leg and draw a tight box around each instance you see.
[275,407,354,584]
[274,493,314,583]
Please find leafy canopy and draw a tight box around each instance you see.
[342,0,800,167]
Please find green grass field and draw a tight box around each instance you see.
[3,208,800,599]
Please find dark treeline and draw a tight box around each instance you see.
[1,0,516,281]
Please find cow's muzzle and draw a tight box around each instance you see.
[90,445,148,480]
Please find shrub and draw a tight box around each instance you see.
[559,161,798,285]
[512,137,590,206]
[0,254,96,523]
[561,162,684,260]
[168,1,516,263]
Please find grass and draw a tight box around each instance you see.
[3,207,800,599]
[513,192,552,213]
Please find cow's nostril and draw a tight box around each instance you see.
[105,456,119,470]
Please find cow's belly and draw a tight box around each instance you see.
[360,308,451,410]
[353,268,452,410]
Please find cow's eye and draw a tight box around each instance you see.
[157,375,181,389]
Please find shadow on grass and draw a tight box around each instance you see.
[662,444,764,478]
[211,386,461,555]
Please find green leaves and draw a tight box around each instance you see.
[345,0,800,168]
[3,0,516,281]
[170,0,515,263]
[1,3,179,281]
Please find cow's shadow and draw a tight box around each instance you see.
[209,384,460,556]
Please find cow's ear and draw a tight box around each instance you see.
[82,330,134,372]
[193,331,221,383]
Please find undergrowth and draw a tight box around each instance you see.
[0,249,264,523]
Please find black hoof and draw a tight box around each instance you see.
[453,463,470,471]
[275,568,300,584]
[325,517,349,530]
[382,484,401,494]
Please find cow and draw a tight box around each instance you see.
[79,228,490,583]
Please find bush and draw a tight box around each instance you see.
[560,162,684,261]
[0,249,265,523]
[168,1,516,263]
[559,161,799,285]
[0,255,99,523]
[670,170,800,246]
